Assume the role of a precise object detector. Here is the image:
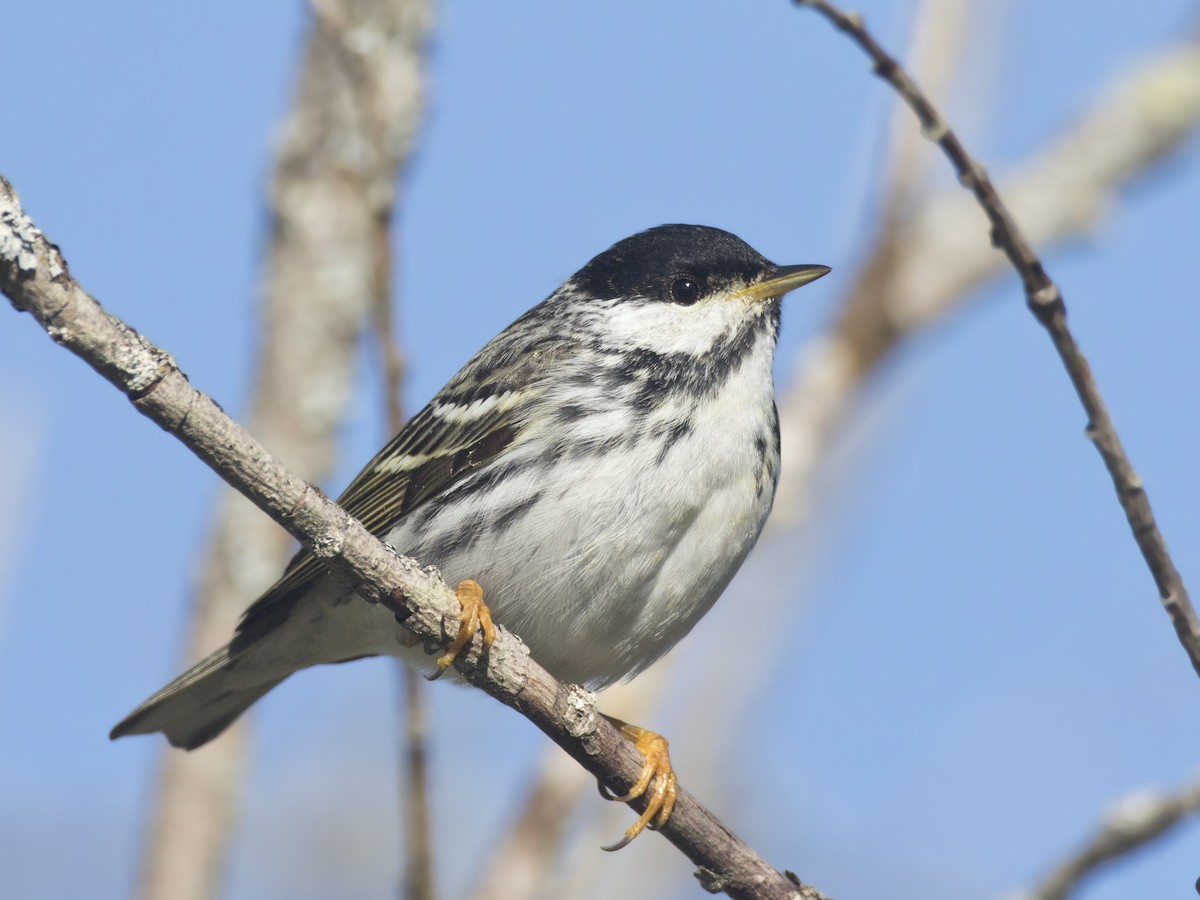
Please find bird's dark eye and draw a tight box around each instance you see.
[670,276,702,305]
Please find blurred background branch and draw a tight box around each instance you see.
[1013,775,1200,900]
[137,3,430,899]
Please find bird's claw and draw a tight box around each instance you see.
[598,718,678,851]
[427,579,495,679]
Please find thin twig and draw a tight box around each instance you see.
[773,34,1200,529]
[0,177,826,900]
[796,0,1200,679]
[364,116,436,900]
[1016,777,1200,900]
[374,286,436,900]
[399,669,435,900]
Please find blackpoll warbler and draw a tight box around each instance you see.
[112,224,829,847]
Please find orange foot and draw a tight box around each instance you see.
[598,716,679,851]
[427,579,496,679]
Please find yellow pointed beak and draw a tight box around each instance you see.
[732,264,831,303]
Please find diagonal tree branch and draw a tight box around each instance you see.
[0,176,826,900]
[795,0,1200,680]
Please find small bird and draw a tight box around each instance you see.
[112,224,829,847]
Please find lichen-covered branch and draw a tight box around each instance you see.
[0,175,825,900]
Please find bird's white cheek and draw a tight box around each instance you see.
[596,299,755,356]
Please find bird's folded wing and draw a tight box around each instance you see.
[232,389,527,649]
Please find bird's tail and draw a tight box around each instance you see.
[110,645,286,750]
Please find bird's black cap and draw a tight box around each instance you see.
[572,224,774,303]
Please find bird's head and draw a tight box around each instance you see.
[564,224,829,357]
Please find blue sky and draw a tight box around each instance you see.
[2,2,1199,898]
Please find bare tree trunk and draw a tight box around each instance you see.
[136,3,431,899]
